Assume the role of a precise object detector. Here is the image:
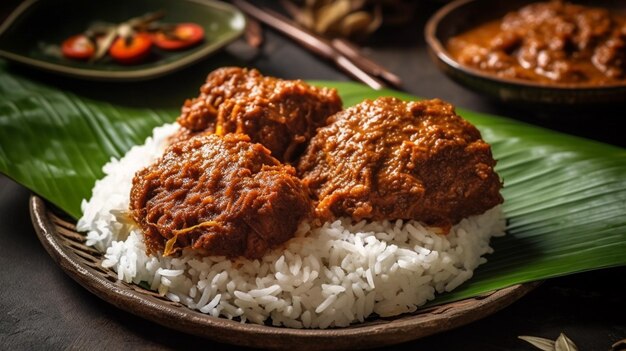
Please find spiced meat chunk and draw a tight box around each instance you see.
[298,97,503,230]
[176,67,342,162]
[130,134,311,259]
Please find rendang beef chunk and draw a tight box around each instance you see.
[175,67,342,163]
[130,134,310,259]
[131,67,504,260]
[298,97,503,232]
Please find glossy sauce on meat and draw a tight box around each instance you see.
[447,1,626,85]
[176,67,342,162]
[130,69,505,259]
[298,97,503,231]
[130,134,311,259]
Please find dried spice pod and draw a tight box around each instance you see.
[518,336,556,351]
[313,0,352,34]
[338,11,372,38]
[518,333,580,351]
[284,0,415,39]
[555,333,578,351]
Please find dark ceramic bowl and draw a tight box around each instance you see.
[425,0,626,105]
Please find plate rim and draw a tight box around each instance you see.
[29,195,540,350]
[0,0,246,81]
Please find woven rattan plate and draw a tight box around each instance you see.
[30,195,539,350]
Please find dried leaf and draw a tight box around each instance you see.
[339,11,372,38]
[314,0,352,34]
[518,336,556,351]
[299,7,315,29]
[288,0,417,39]
[555,333,578,351]
[612,339,626,351]
[348,0,367,11]
[281,0,310,28]
[366,4,383,34]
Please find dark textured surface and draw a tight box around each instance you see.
[1,0,625,350]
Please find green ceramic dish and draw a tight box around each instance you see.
[0,0,245,81]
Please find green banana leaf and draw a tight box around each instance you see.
[0,62,625,305]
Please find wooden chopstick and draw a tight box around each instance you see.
[277,0,402,88]
[331,38,403,89]
[232,0,387,90]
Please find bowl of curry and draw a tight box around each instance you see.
[425,0,626,104]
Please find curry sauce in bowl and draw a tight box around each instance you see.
[426,0,626,104]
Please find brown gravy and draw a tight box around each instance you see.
[447,1,626,85]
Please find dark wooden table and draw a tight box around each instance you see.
[1,1,625,350]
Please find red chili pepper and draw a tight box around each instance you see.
[109,33,153,64]
[153,23,205,50]
[61,35,95,60]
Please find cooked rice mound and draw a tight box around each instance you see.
[78,123,506,329]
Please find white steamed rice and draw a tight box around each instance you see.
[77,123,505,329]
